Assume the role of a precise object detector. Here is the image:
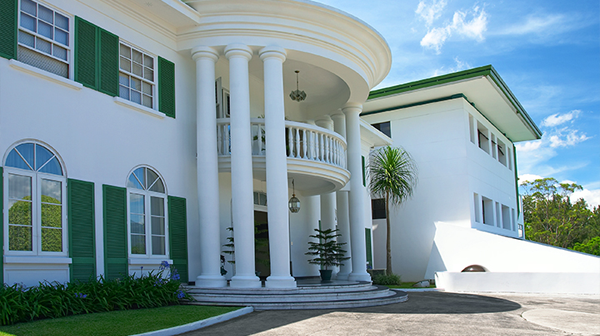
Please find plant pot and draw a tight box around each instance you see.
[319,269,333,283]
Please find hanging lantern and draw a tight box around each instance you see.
[289,179,301,213]
[289,70,306,102]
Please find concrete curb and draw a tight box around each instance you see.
[392,288,444,292]
[131,306,254,336]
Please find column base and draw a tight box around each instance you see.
[195,274,227,288]
[349,272,372,282]
[265,275,297,288]
[336,272,350,281]
[230,275,262,288]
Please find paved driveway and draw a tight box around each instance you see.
[181,291,600,335]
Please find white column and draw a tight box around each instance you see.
[260,46,296,288]
[332,112,352,280]
[316,116,338,278]
[343,103,371,282]
[303,195,321,277]
[191,46,227,288]
[225,44,260,288]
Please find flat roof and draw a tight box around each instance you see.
[363,65,542,142]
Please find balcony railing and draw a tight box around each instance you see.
[216,118,347,170]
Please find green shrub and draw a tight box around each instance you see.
[372,273,402,286]
[0,261,191,326]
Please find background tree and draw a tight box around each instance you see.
[521,177,599,255]
[369,146,417,275]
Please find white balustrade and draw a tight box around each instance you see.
[216,118,347,169]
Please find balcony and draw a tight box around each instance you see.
[216,119,350,195]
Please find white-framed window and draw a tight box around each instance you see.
[127,167,167,257]
[3,142,67,255]
[119,43,155,109]
[18,0,70,78]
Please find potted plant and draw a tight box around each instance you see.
[306,228,350,282]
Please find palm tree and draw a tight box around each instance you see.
[369,146,417,275]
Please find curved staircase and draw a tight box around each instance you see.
[185,280,408,310]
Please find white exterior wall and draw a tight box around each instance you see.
[363,98,520,281]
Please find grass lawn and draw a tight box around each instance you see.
[0,305,241,336]
[387,282,436,289]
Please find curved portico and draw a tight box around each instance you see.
[185,0,391,288]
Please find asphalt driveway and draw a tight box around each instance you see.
[181,291,600,335]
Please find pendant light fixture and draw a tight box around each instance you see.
[288,179,301,213]
[289,70,306,102]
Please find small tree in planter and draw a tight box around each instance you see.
[306,228,350,282]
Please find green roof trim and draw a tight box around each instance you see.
[367,65,542,139]
[361,93,466,117]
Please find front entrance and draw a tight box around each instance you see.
[254,210,270,279]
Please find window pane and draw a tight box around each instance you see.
[130,194,144,214]
[38,157,62,175]
[143,68,153,81]
[6,149,31,170]
[146,169,159,189]
[36,144,54,170]
[9,174,31,200]
[120,44,130,58]
[53,44,67,60]
[133,168,145,189]
[132,63,143,77]
[18,31,35,48]
[120,56,131,72]
[142,95,152,108]
[127,175,143,191]
[41,179,62,204]
[151,217,164,235]
[9,200,32,225]
[151,197,164,216]
[131,90,141,104]
[20,13,36,32]
[38,5,53,24]
[54,13,68,30]
[9,225,32,251]
[21,0,37,16]
[152,236,165,255]
[35,37,51,54]
[131,235,145,254]
[144,54,153,68]
[42,227,62,251]
[119,73,129,86]
[42,203,62,228]
[16,143,34,168]
[54,28,67,45]
[149,178,164,193]
[130,214,145,234]
[119,86,129,100]
[142,82,152,95]
[132,49,142,64]
[38,20,53,39]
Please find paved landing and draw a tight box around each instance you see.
[180,291,600,335]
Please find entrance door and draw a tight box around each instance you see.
[254,210,270,279]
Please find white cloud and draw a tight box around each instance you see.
[519,174,543,183]
[571,188,600,208]
[500,14,566,36]
[541,110,581,127]
[432,57,472,76]
[548,128,590,148]
[515,140,542,153]
[416,0,447,27]
[420,5,488,53]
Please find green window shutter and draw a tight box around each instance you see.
[74,17,98,89]
[362,155,366,187]
[68,179,96,282]
[0,0,17,60]
[98,29,119,97]
[365,228,373,269]
[0,167,3,284]
[103,185,127,280]
[158,57,176,118]
[168,196,188,283]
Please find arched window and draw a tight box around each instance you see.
[4,142,66,254]
[127,166,167,257]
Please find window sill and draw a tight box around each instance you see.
[128,258,173,266]
[8,59,82,91]
[114,97,166,119]
[4,256,72,264]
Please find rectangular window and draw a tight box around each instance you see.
[18,0,70,78]
[119,43,154,108]
[482,196,493,225]
[502,204,511,230]
[491,134,497,159]
[371,198,386,219]
[497,140,507,166]
[371,121,391,138]
[477,122,490,154]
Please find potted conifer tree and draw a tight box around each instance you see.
[306,228,350,282]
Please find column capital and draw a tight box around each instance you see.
[225,43,253,60]
[191,46,219,62]
[316,115,334,131]
[342,102,363,115]
[259,45,287,62]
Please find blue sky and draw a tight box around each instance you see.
[315,0,600,207]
